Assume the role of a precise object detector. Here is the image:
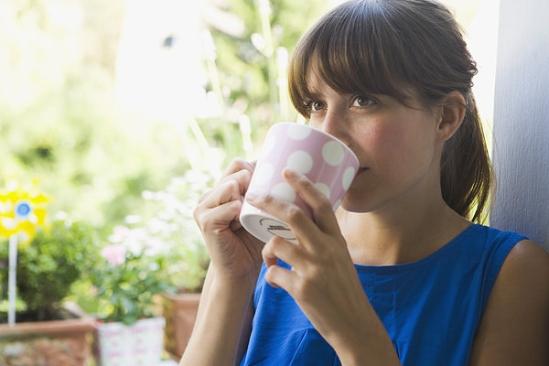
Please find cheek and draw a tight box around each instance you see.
[368,117,435,176]
[365,123,406,162]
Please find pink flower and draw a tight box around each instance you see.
[101,244,126,266]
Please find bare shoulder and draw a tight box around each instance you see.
[499,239,549,280]
[498,240,549,293]
[470,240,549,365]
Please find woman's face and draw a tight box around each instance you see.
[305,73,443,213]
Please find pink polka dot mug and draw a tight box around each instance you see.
[240,122,359,244]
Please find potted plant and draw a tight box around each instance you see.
[0,219,98,366]
[89,226,173,366]
[126,169,213,359]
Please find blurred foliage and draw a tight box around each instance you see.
[0,0,329,317]
[135,170,216,292]
[88,247,172,326]
[70,169,216,323]
[0,220,100,321]
[0,0,327,233]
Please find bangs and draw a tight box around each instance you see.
[289,1,414,117]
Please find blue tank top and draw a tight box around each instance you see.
[239,223,528,366]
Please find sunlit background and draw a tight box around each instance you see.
[0,0,499,227]
[0,0,498,364]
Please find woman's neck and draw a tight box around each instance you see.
[335,202,471,266]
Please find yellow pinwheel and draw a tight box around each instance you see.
[1,186,49,325]
[0,188,49,241]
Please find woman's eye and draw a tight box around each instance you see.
[309,100,325,112]
[352,95,377,108]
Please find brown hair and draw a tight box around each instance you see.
[288,0,493,223]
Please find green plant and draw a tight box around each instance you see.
[89,241,172,325]
[0,219,100,322]
[0,0,330,236]
[138,169,214,293]
[72,169,214,325]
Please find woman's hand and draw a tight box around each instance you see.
[193,159,264,282]
[245,168,372,349]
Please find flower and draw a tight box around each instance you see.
[91,242,170,325]
[101,244,126,266]
[107,225,155,257]
[87,169,215,325]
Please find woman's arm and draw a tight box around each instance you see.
[469,240,549,365]
[180,263,258,366]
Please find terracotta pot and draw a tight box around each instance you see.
[0,317,96,366]
[162,292,201,358]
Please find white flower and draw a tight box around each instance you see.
[101,244,126,266]
[109,225,131,243]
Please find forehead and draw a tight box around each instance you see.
[305,69,331,95]
[304,58,343,96]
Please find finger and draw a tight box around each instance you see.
[195,199,243,234]
[262,235,306,269]
[198,158,255,203]
[219,168,253,196]
[265,264,298,291]
[282,168,341,236]
[198,170,252,207]
[246,193,322,251]
[201,179,242,209]
[218,158,255,184]
[200,164,252,208]
[229,219,243,232]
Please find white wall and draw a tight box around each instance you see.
[491,0,549,250]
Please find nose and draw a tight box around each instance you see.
[320,110,352,149]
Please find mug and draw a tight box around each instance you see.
[239,122,359,244]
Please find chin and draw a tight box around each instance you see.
[339,196,371,213]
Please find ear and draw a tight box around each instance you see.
[436,91,467,142]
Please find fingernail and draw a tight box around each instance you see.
[283,168,297,178]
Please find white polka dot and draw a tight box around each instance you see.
[342,166,357,190]
[287,124,312,140]
[286,150,314,174]
[253,163,274,186]
[322,141,345,166]
[271,182,296,202]
[314,182,331,200]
